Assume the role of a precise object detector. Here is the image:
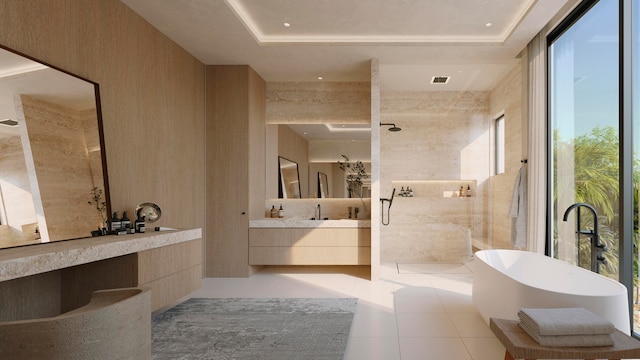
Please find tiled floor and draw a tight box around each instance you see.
[187,259,507,360]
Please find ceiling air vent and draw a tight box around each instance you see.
[431,76,450,84]
[0,119,18,127]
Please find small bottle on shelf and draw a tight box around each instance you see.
[110,212,121,233]
[459,186,465,198]
[466,185,472,197]
[121,211,131,230]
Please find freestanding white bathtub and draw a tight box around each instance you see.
[472,249,630,334]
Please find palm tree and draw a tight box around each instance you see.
[553,126,621,278]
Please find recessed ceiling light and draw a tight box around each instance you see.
[317,76,323,80]
[485,22,493,27]
[283,22,291,27]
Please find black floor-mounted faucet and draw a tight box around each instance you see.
[562,202,606,273]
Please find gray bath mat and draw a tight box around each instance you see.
[152,297,357,360]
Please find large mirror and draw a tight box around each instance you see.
[0,46,109,249]
[278,156,301,198]
[276,124,371,199]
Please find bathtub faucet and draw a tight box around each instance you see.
[562,202,605,273]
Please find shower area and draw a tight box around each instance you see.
[379,62,527,264]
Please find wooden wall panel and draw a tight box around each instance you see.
[206,66,251,277]
[205,66,267,277]
[0,0,206,257]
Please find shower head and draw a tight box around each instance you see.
[380,123,401,132]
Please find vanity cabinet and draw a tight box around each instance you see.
[0,229,202,321]
[249,228,371,265]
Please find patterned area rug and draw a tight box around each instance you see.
[152,298,357,360]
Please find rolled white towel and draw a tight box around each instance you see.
[519,320,614,347]
[518,307,615,336]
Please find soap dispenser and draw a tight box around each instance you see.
[135,215,146,233]
[270,205,277,218]
[110,212,121,233]
[278,204,284,218]
[466,185,472,197]
[121,211,131,230]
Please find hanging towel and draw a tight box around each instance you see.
[509,164,527,249]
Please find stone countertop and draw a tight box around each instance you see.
[250,219,371,228]
[0,228,202,282]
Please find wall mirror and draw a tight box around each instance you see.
[318,172,329,198]
[278,156,301,198]
[276,124,371,199]
[0,45,109,249]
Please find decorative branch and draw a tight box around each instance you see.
[88,186,107,227]
[337,155,368,211]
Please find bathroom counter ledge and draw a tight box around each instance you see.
[250,219,371,228]
[0,228,202,282]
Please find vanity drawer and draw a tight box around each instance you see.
[249,228,371,265]
[249,228,370,247]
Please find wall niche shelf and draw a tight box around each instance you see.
[391,180,477,198]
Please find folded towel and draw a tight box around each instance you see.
[518,307,615,336]
[519,321,614,347]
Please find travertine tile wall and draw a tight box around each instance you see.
[380,91,491,262]
[0,136,36,231]
[19,95,103,241]
[488,59,525,249]
[266,82,371,124]
[379,60,526,261]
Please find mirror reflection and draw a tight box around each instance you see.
[0,46,108,249]
[276,124,371,199]
[318,172,329,198]
[278,156,301,198]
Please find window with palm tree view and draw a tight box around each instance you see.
[549,0,640,334]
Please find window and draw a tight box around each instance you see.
[495,115,505,175]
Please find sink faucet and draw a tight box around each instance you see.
[317,204,321,220]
